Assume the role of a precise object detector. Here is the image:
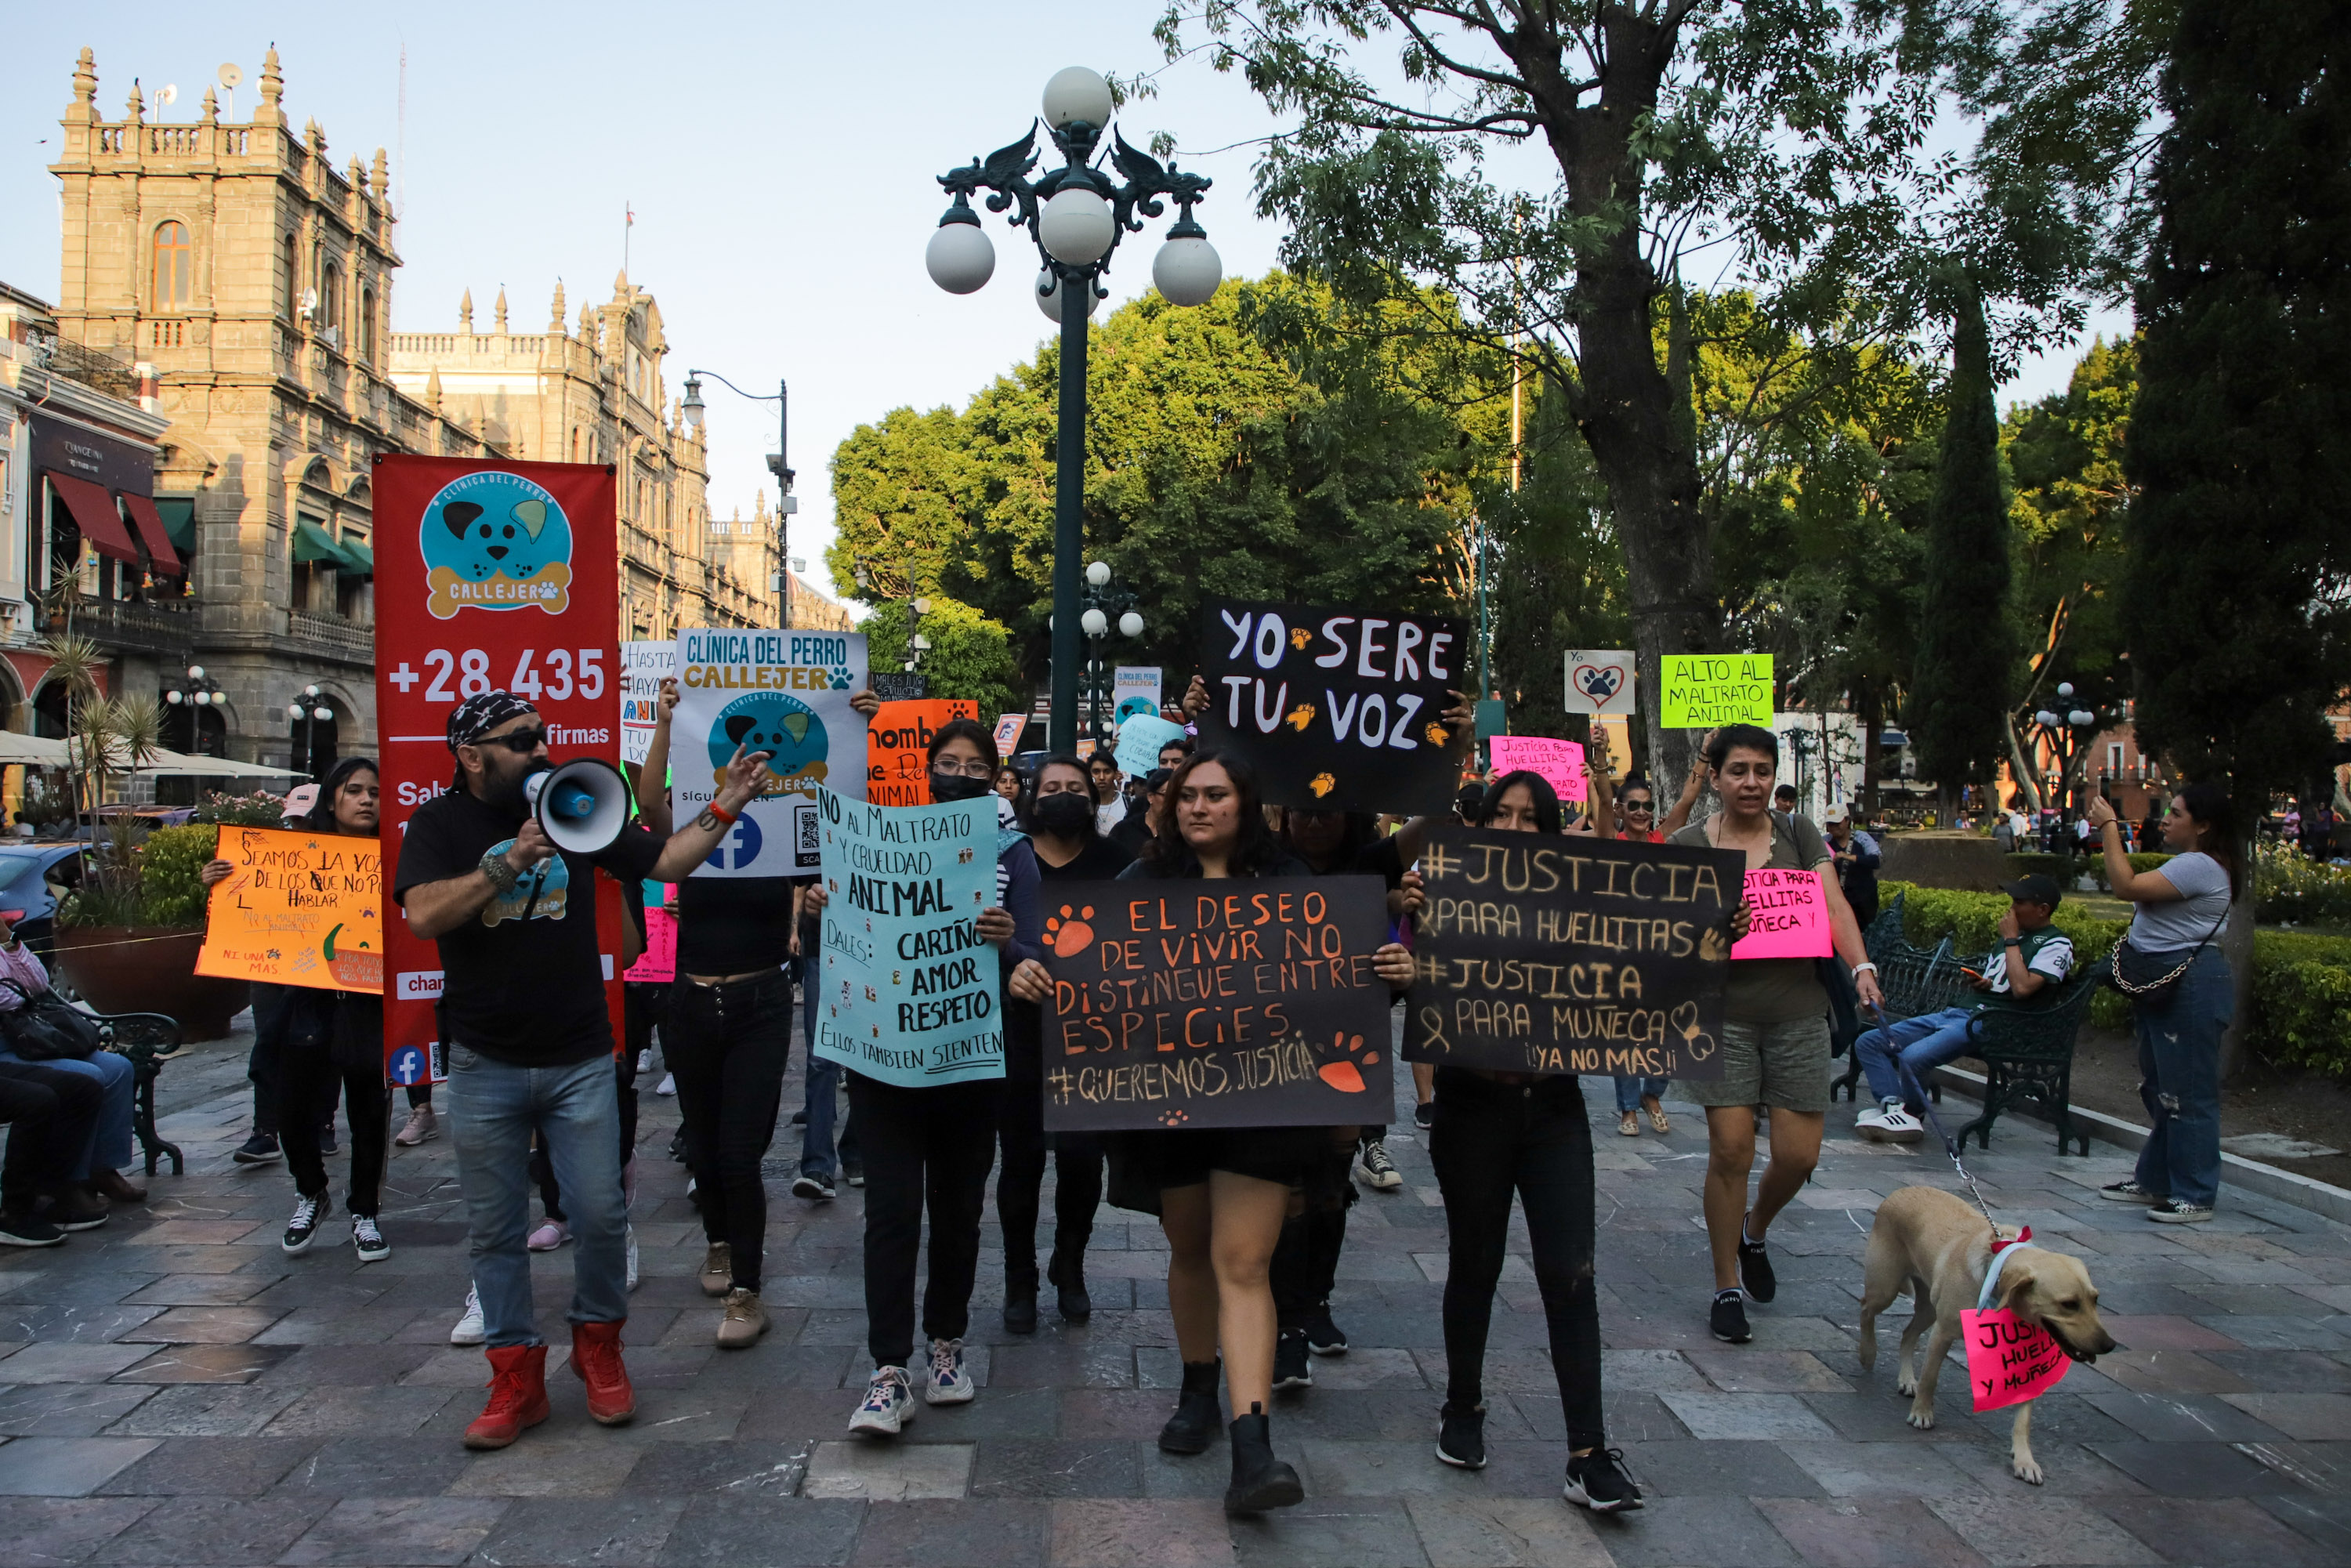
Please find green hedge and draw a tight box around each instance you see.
[2254,842,2351,929]
[1999,851,2172,890]
[1881,879,2351,1077]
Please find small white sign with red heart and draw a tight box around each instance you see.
[1563,650,1636,715]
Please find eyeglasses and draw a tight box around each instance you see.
[466,726,547,755]
[930,759,996,780]
[1623,801,1655,813]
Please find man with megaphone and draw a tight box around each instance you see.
[395,690,772,1452]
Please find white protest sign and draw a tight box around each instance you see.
[1563,650,1637,715]
[672,628,868,877]
[1114,666,1163,726]
[620,641,677,766]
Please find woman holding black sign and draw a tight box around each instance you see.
[1666,725,1881,1346]
[994,755,1126,1331]
[1010,751,1415,1515]
[1419,768,1643,1512]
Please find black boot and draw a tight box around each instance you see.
[1224,1403,1304,1515]
[1048,1246,1092,1320]
[1002,1270,1038,1334]
[1157,1358,1223,1454]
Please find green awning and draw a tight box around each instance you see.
[335,537,374,578]
[292,519,344,566]
[154,497,196,554]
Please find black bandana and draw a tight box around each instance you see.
[446,690,537,752]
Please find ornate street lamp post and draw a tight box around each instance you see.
[286,685,332,781]
[925,66,1220,754]
[1079,559,1143,748]
[679,371,796,626]
[161,664,222,754]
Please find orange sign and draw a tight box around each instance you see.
[194,826,383,992]
[867,699,978,807]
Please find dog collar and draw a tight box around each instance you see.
[1977,1226,2034,1312]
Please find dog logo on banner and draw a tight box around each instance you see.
[419,470,574,619]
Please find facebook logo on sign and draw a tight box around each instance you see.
[389,1046,429,1086]
[705,813,765,872]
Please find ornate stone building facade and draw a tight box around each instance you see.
[33,47,796,774]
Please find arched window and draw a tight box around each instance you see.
[320,263,342,341]
[281,234,299,318]
[151,221,191,307]
[358,288,376,361]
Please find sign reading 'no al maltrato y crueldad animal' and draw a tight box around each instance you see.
[1037,875,1394,1131]
[372,456,627,1085]
[671,628,869,877]
[1195,598,1470,815]
[1404,826,1742,1080]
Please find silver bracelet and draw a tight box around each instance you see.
[479,849,520,896]
[1851,961,1878,975]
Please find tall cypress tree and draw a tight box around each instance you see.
[2124,0,2350,793]
[1908,277,2016,795]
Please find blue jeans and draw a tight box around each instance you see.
[446,1046,627,1349]
[0,1048,132,1179]
[2133,947,2232,1208]
[1613,1074,1669,1114]
[798,964,859,1178]
[1854,1006,1980,1106]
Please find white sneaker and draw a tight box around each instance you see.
[636,1048,654,1074]
[656,1073,677,1097]
[350,1215,390,1264]
[625,1222,640,1293]
[925,1336,975,1404]
[1856,1100,1925,1143]
[849,1366,915,1435]
[1353,1139,1404,1191]
[450,1285,486,1347]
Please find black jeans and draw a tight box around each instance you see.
[0,1062,100,1211]
[249,983,332,1137]
[1429,1066,1605,1450]
[849,1072,1002,1369]
[665,970,792,1291]
[1271,1147,1355,1328]
[995,1074,1102,1285]
[280,995,389,1218]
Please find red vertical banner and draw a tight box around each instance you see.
[370,457,624,1083]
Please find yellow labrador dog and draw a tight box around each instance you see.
[1857,1185,2115,1484]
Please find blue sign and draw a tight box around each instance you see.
[1114,714,1189,778]
[813,786,1003,1087]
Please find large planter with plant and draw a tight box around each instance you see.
[56,821,249,1041]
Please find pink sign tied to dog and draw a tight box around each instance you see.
[1730,867,1831,958]
[1962,1308,2071,1410]
[1488,736,1588,802]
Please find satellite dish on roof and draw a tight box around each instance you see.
[217,63,244,89]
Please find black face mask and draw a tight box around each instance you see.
[929,772,991,804]
[1031,791,1094,836]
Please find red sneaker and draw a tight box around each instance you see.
[570,1320,635,1425]
[463,1343,549,1450]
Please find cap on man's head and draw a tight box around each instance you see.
[1823,802,1849,824]
[2000,873,2064,911]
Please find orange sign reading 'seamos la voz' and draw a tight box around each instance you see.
[194,827,383,993]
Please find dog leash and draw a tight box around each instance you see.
[1874,1002,2001,1231]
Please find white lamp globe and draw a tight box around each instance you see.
[1085,560,1112,586]
[1036,271,1099,324]
[166,690,183,705]
[1041,67,1114,131]
[288,703,304,719]
[1081,607,1109,637]
[1153,236,1223,306]
[926,221,996,295]
[192,690,210,705]
[315,707,334,722]
[1118,610,1144,638]
[187,664,205,681]
[1038,187,1115,265]
[2035,709,2059,728]
[2069,708,2096,727]
[2056,682,2074,698]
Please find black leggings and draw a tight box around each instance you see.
[850,1072,1002,1369]
[282,1037,389,1218]
[995,1074,1102,1283]
[665,971,791,1291]
[1429,1067,1605,1450]
[1271,1148,1355,1327]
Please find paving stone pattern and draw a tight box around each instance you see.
[0,1016,2346,1566]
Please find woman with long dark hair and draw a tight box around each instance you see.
[1012,751,1413,1515]
[2087,782,2237,1222]
[994,755,1126,1331]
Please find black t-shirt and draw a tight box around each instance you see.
[676,875,795,974]
[1034,837,1133,882]
[393,787,664,1066]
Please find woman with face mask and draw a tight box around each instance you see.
[1012,751,1414,1515]
[993,756,1128,1332]
[804,719,1045,1437]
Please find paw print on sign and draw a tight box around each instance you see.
[1316,1031,1380,1093]
[1669,1001,1716,1063]
[1424,722,1451,747]
[1284,703,1316,732]
[1045,905,1096,958]
[1309,773,1336,798]
[1157,1109,1190,1126]
[1288,627,1313,651]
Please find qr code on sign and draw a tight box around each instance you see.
[796,805,820,867]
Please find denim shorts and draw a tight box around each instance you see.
[1685,1015,1832,1113]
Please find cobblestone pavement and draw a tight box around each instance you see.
[1,1019,2348,1566]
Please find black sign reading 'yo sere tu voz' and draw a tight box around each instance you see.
[1197,598,1471,815]
[1403,827,1744,1079]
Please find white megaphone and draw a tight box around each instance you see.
[522,758,632,855]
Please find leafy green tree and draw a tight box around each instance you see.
[1907,280,2016,794]
[860,596,1021,722]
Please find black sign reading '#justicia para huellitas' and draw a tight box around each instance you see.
[1403,826,1743,1080]
[1195,598,1471,815]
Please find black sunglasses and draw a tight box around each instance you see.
[466,726,547,755]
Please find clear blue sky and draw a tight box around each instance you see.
[2,2,2121,608]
